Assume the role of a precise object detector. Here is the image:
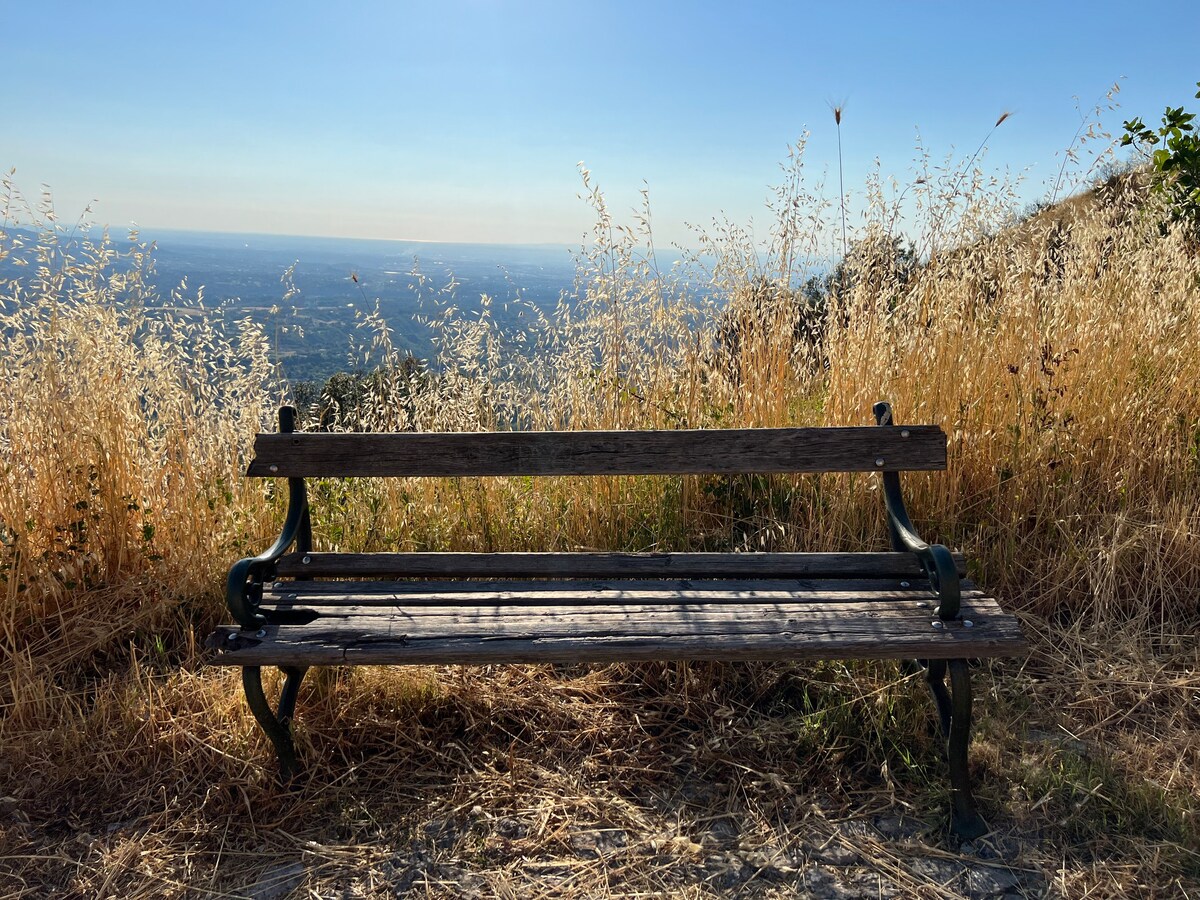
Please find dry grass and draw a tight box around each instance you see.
[1,134,1199,898]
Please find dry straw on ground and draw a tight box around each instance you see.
[0,130,1198,898]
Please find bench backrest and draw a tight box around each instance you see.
[247,426,946,478]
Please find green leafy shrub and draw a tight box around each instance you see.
[1121,82,1200,240]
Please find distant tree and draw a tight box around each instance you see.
[801,235,919,314]
[294,354,426,431]
[291,378,321,415]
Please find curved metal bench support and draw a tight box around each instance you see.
[875,402,986,839]
[873,401,961,620]
[946,659,987,839]
[924,658,953,736]
[231,407,313,780]
[227,406,311,628]
[243,665,309,781]
[915,658,987,839]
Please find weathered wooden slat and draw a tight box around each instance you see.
[249,599,1010,640]
[273,551,966,580]
[260,576,979,601]
[247,426,946,478]
[260,594,993,625]
[259,578,972,604]
[258,582,988,609]
[207,596,1026,666]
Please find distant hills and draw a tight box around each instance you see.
[0,225,583,383]
[146,230,581,383]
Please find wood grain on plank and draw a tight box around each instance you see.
[273,551,966,579]
[258,581,987,608]
[245,603,1014,643]
[258,595,994,625]
[247,426,946,477]
[208,595,1025,665]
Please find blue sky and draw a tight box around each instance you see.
[5,1,1198,246]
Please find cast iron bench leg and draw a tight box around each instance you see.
[243,665,309,781]
[946,659,987,840]
[917,659,986,839]
[922,659,953,736]
[919,659,987,839]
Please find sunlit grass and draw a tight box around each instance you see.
[1,129,1198,895]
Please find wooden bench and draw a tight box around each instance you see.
[207,402,1026,838]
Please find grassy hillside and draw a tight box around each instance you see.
[0,153,1197,897]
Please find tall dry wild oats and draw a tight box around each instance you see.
[311,134,1199,640]
[1,115,1198,896]
[0,176,283,701]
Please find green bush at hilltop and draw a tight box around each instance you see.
[1122,81,1200,239]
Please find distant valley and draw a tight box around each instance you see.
[0,226,583,384]
[145,230,580,383]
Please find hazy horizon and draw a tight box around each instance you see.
[142,225,577,252]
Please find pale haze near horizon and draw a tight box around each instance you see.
[5,0,1199,248]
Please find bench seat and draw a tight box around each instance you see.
[210,571,1024,667]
